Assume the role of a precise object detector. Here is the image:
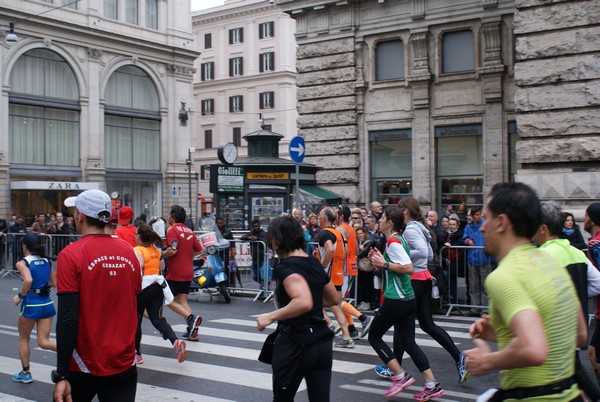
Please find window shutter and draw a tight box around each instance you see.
[201,64,206,81]
[229,29,233,44]
[229,59,233,77]
[205,33,212,49]
[259,93,264,109]
[271,92,275,109]
[270,22,274,37]
[259,54,264,73]
[259,24,264,40]
[239,28,244,43]
[239,58,243,76]
[239,96,244,112]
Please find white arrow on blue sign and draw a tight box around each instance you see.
[289,136,305,164]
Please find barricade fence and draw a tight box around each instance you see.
[0,232,275,303]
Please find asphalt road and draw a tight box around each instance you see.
[0,273,505,401]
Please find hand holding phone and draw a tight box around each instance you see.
[171,240,179,250]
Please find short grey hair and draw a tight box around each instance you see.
[539,200,563,237]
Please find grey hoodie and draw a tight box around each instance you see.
[403,221,433,273]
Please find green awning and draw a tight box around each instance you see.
[299,185,343,205]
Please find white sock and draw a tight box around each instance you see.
[425,380,436,388]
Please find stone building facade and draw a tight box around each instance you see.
[513,0,600,216]
[0,0,197,222]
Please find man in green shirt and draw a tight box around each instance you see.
[464,183,587,401]
[534,200,600,401]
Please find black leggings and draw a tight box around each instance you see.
[136,283,177,354]
[69,365,137,402]
[273,338,332,402]
[368,298,430,373]
[396,279,461,363]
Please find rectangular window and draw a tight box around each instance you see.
[62,0,77,9]
[229,95,243,113]
[229,27,244,44]
[442,30,475,73]
[201,62,214,81]
[370,131,413,205]
[145,0,158,29]
[229,57,243,77]
[204,33,212,49]
[104,0,117,19]
[204,129,213,149]
[259,21,274,39]
[233,127,241,146]
[125,0,138,24]
[375,40,404,81]
[105,115,160,171]
[201,99,214,116]
[436,124,483,209]
[259,91,275,109]
[259,52,275,73]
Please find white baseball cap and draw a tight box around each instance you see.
[64,189,112,223]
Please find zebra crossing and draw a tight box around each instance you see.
[0,315,488,401]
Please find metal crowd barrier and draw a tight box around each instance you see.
[223,238,272,302]
[0,233,57,278]
[437,245,489,316]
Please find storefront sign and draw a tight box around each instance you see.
[10,181,100,190]
[435,124,482,137]
[369,129,412,141]
[246,172,289,180]
[217,166,244,192]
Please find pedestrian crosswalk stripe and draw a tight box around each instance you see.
[141,332,373,374]
[357,379,480,399]
[0,357,238,402]
[0,392,35,402]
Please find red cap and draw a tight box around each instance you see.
[118,206,133,226]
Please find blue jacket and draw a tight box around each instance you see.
[463,220,492,266]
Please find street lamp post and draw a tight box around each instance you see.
[186,147,195,227]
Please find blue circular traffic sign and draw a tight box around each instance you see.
[289,136,305,164]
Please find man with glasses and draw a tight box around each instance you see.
[369,201,383,222]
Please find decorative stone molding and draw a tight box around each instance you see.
[88,48,103,60]
[166,63,195,77]
[411,0,426,20]
[482,0,498,9]
[482,22,502,65]
[410,32,430,74]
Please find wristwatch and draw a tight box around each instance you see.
[17,292,24,299]
[51,370,69,383]
[383,262,390,270]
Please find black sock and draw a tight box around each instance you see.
[22,366,30,373]
[348,324,356,332]
[358,315,367,322]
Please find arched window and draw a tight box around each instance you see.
[104,65,160,171]
[9,49,80,166]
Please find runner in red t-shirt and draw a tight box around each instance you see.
[163,205,204,341]
[53,189,141,402]
[114,206,137,248]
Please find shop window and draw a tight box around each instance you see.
[442,30,474,74]
[369,131,412,205]
[375,40,404,81]
[436,124,483,209]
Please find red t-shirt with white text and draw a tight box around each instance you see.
[165,223,202,282]
[57,234,141,376]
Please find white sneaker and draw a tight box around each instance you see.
[328,322,342,335]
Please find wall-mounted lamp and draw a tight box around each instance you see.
[179,102,189,127]
[6,23,17,42]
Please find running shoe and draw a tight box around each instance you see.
[334,338,355,348]
[135,354,143,365]
[328,322,342,335]
[360,315,373,339]
[189,315,203,341]
[174,339,187,363]
[349,328,360,340]
[413,383,444,401]
[384,373,415,398]
[374,364,393,380]
[456,353,470,384]
[181,329,191,340]
[12,371,32,384]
